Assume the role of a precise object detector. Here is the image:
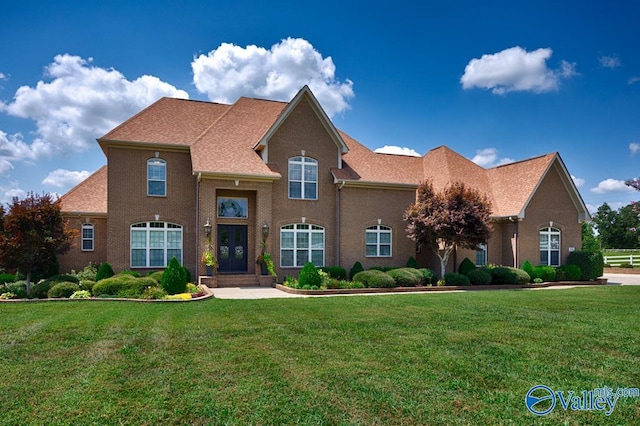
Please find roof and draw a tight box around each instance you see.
[63,86,589,221]
[59,165,107,215]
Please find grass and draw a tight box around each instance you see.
[1,286,639,425]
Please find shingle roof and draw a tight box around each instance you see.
[59,165,107,214]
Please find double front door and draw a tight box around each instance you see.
[217,225,248,273]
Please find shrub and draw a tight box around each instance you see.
[458,257,476,276]
[338,280,365,289]
[148,271,164,283]
[0,273,16,284]
[162,257,188,295]
[419,268,436,285]
[48,282,80,298]
[92,274,158,297]
[444,272,470,286]
[369,266,396,272]
[406,256,419,269]
[79,280,96,293]
[3,281,27,298]
[387,268,421,287]
[119,270,141,278]
[538,265,556,282]
[352,270,395,288]
[567,250,604,280]
[70,290,91,299]
[467,269,492,285]
[298,262,322,288]
[522,260,536,278]
[141,286,167,300]
[32,274,81,299]
[48,274,80,284]
[74,263,98,281]
[96,262,115,281]
[489,266,530,285]
[349,261,364,280]
[555,264,582,281]
[320,266,347,280]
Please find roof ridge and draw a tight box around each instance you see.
[492,152,557,169]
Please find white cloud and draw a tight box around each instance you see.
[374,145,421,157]
[629,77,640,85]
[0,72,6,81]
[599,55,621,69]
[630,143,640,155]
[590,178,635,194]
[460,46,576,94]
[470,148,515,168]
[1,54,188,167]
[0,184,26,204]
[42,169,91,188]
[192,38,354,117]
[571,175,585,188]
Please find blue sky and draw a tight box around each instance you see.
[1,0,639,214]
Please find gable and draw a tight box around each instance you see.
[60,166,108,215]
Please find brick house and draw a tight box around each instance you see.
[59,86,589,282]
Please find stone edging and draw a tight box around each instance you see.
[276,279,608,296]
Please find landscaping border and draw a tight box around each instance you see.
[276,279,608,296]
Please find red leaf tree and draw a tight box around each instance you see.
[405,181,493,279]
[0,192,75,297]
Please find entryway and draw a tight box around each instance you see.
[217,225,248,273]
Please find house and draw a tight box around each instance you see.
[59,86,590,283]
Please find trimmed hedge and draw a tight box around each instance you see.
[419,268,437,285]
[320,266,347,280]
[458,258,476,276]
[0,273,16,284]
[467,269,492,285]
[48,282,80,298]
[352,270,396,288]
[568,251,604,281]
[387,268,421,287]
[486,266,531,284]
[298,262,322,288]
[444,272,470,286]
[555,264,582,281]
[349,261,364,280]
[92,274,159,297]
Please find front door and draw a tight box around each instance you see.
[217,225,248,273]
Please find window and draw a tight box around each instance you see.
[280,224,324,267]
[365,225,392,257]
[540,227,561,266]
[81,223,94,251]
[288,157,318,199]
[147,158,166,196]
[131,222,182,267]
[476,243,487,266]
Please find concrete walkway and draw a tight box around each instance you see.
[210,273,638,299]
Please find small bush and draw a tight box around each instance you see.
[352,270,396,288]
[349,261,364,280]
[186,283,198,293]
[419,268,437,285]
[70,290,91,299]
[148,271,164,283]
[31,280,54,299]
[490,266,531,284]
[444,272,470,286]
[92,275,158,297]
[0,273,16,284]
[141,286,167,300]
[522,260,536,278]
[79,280,96,293]
[458,258,476,276]
[339,280,365,289]
[119,270,141,278]
[96,262,115,281]
[555,264,582,281]
[3,281,27,299]
[568,251,604,280]
[320,266,347,280]
[298,262,322,288]
[406,256,419,269]
[162,257,187,295]
[48,282,80,298]
[73,263,98,281]
[388,268,421,287]
[369,266,396,272]
[467,269,492,285]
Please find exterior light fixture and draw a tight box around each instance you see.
[204,218,212,237]
[262,223,270,240]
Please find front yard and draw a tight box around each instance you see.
[1,286,638,425]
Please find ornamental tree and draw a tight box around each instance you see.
[0,192,75,297]
[405,180,493,279]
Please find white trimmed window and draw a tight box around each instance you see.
[475,243,487,266]
[131,222,182,268]
[540,227,561,266]
[147,158,166,196]
[81,223,94,251]
[288,157,318,200]
[280,224,324,267]
[365,225,392,257]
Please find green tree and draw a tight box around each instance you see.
[405,181,492,279]
[0,192,75,297]
[581,222,601,252]
[592,203,640,249]
[161,257,187,294]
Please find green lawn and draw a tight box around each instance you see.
[1,287,639,425]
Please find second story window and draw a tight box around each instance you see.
[288,157,317,200]
[147,158,166,196]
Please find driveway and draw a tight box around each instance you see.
[602,273,640,285]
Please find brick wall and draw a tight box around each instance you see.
[58,215,107,273]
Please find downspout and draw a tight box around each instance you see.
[509,216,519,268]
[196,172,201,278]
[336,180,346,266]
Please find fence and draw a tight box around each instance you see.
[603,253,640,267]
